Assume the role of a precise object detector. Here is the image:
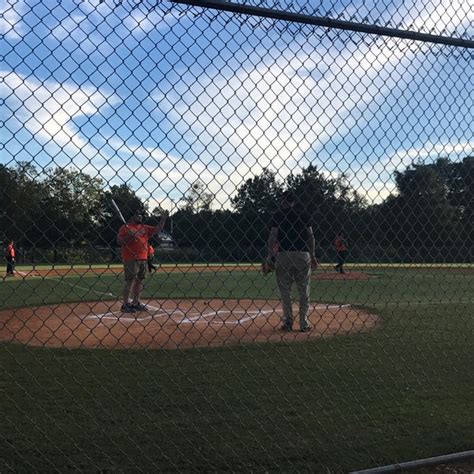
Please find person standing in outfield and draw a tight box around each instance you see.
[147,243,157,273]
[266,191,318,332]
[334,233,348,274]
[5,240,16,276]
[117,209,168,313]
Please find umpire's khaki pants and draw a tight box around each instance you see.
[275,251,311,328]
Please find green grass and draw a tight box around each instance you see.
[1,268,473,472]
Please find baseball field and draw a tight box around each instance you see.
[1,263,473,472]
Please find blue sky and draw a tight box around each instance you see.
[1,0,472,210]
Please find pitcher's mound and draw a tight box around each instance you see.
[0,299,379,350]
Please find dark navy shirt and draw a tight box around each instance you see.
[271,208,311,252]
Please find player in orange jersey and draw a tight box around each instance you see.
[147,243,158,273]
[5,240,16,276]
[117,209,167,313]
[334,233,348,274]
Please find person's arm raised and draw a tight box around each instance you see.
[153,210,169,236]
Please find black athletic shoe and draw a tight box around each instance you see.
[131,302,148,311]
[280,323,293,332]
[300,325,313,333]
[121,303,137,313]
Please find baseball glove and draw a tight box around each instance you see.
[261,259,275,275]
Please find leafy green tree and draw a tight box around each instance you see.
[431,156,473,234]
[0,162,48,248]
[372,159,463,261]
[231,169,283,215]
[458,157,474,242]
[41,167,104,247]
[180,180,214,213]
[285,165,365,246]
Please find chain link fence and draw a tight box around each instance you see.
[1,0,473,471]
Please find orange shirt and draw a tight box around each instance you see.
[6,244,15,258]
[334,237,347,252]
[118,224,156,262]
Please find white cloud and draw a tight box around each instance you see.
[149,36,415,208]
[1,71,119,165]
[412,0,473,36]
[0,0,26,40]
[364,181,397,204]
[387,141,474,167]
[50,14,85,41]
[122,8,172,35]
[151,0,469,207]
[160,32,420,189]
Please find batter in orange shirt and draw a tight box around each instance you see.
[118,223,156,262]
[117,209,168,313]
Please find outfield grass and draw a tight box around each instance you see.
[1,268,473,472]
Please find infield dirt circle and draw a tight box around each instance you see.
[0,299,378,350]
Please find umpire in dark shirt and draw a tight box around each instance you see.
[266,191,318,332]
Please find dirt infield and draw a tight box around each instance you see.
[12,265,258,278]
[10,266,374,281]
[0,299,379,350]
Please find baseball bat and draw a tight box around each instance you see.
[111,199,126,224]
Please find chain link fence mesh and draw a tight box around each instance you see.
[1,0,473,471]
[196,0,473,40]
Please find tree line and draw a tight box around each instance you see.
[1,156,472,263]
